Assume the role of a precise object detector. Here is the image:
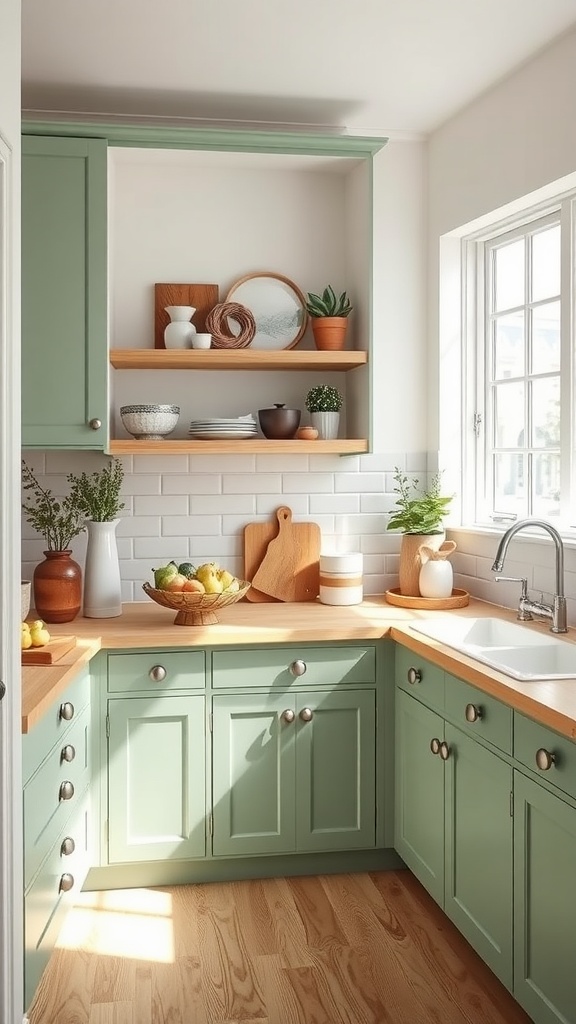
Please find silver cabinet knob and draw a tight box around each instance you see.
[535,747,556,771]
[290,660,307,677]
[59,702,75,721]
[149,665,167,683]
[60,836,75,857]
[59,780,75,801]
[407,667,422,685]
[439,741,451,761]
[89,418,102,430]
[281,709,295,723]
[61,744,76,763]
[299,707,313,722]
[430,737,441,755]
[465,703,483,723]
[59,873,74,893]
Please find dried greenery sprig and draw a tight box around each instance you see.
[67,458,125,522]
[386,467,453,535]
[22,461,85,551]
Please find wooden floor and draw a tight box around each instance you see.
[28,870,532,1024]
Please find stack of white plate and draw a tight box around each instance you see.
[188,415,258,440]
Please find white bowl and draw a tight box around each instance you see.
[120,404,180,439]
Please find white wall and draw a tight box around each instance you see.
[428,26,576,620]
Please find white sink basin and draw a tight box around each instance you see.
[409,617,576,680]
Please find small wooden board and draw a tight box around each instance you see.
[154,283,219,348]
[384,588,469,609]
[243,518,282,603]
[251,507,321,602]
[22,634,77,665]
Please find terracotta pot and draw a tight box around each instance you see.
[311,317,349,351]
[398,533,445,597]
[33,550,82,623]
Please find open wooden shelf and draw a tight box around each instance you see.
[109,349,368,371]
[108,438,368,455]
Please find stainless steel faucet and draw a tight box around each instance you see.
[491,519,567,633]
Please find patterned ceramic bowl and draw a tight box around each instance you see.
[120,404,180,439]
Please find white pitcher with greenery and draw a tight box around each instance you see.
[68,458,125,617]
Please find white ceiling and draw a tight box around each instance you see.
[20,0,576,135]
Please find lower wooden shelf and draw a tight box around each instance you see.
[108,438,369,455]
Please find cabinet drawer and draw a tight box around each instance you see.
[211,646,376,689]
[24,704,90,888]
[445,674,512,754]
[396,645,444,711]
[22,667,90,784]
[514,713,576,802]
[107,650,206,692]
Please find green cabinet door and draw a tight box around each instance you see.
[22,135,108,448]
[514,770,576,1023]
[107,696,206,863]
[444,724,513,988]
[295,689,376,852]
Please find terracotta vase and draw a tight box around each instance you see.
[311,317,349,351]
[398,532,445,597]
[33,550,82,623]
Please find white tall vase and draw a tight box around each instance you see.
[83,519,122,617]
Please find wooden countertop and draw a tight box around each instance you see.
[22,596,576,739]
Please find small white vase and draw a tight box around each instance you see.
[164,305,197,349]
[310,411,340,440]
[83,519,122,618]
[419,559,454,599]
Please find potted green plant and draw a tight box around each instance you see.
[386,467,453,597]
[305,385,343,439]
[67,458,125,618]
[22,461,86,623]
[305,286,353,351]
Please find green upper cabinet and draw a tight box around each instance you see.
[21,135,108,448]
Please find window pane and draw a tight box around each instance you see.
[532,452,560,518]
[494,312,524,379]
[494,453,525,514]
[493,381,524,447]
[531,301,560,375]
[494,239,524,311]
[531,377,560,448]
[532,225,560,302]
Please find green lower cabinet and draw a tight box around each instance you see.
[107,696,206,863]
[513,770,576,1024]
[212,689,376,858]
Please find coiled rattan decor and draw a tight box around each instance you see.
[205,302,256,349]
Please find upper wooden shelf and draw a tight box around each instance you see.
[109,349,368,371]
[108,438,368,455]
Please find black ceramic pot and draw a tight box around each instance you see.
[258,403,301,439]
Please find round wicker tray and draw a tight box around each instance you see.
[384,587,469,610]
[142,580,251,625]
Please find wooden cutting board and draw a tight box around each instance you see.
[154,283,219,348]
[251,506,321,602]
[22,634,76,665]
[243,517,282,603]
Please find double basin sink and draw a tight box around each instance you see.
[410,616,576,681]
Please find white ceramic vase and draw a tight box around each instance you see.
[310,411,340,440]
[419,559,454,598]
[83,519,122,618]
[164,305,197,348]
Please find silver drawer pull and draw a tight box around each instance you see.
[59,873,74,893]
[535,747,556,771]
[430,737,441,755]
[465,703,483,723]
[149,665,167,683]
[59,780,75,801]
[60,836,75,857]
[407,667,422,685]
[281,709,295,723]
[290,660,307,677]
[61,744,76,763]
[59,702,75,721]
[439,741,451,761]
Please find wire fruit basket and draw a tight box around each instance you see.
[142,580,251,625]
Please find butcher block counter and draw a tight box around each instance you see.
[22,596,576,738]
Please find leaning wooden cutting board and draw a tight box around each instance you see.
[22,635,76,665]
[154,283,219,348]
[251,506,321,602]
[243,516,282,603]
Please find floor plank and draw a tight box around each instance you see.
[27,871,532,1024]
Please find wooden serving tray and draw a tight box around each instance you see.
[384,588,469,610]
[22,634,77,665]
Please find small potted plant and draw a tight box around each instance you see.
[305,286,353,351]
[386,467,453,597]
[67,458,125,618]
[305,384,343,439]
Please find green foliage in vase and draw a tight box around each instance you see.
[305,385,343,413]
[67,458,125,522]
[305,286,353,318]
[386,466,453,535]
[22,461,86,551]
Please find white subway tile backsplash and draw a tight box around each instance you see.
[360,493,391,513]
[192,494,256,514]
[310,454,361,472]
[164,474,221,495]
[256,494,308,515]
[123,475,162,495]
[162,516,220,536]
[133,454,190,474]
[257,454,309,472]
[134,537,191,560]
[336,473,385,493]
[135,495,189,515]
[224,474,282,494]
[203,455,257,473]
[282,473,334,493]
[190,536,239,559]
[310,494,360,514]
[117,516,160,537]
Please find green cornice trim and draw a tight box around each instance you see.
[21,119,387,157]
